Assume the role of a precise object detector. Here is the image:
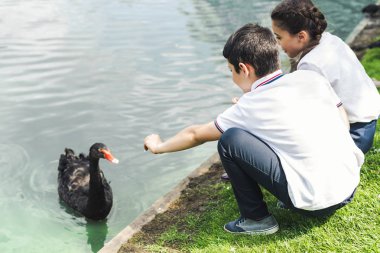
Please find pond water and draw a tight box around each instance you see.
[0,0,373,252]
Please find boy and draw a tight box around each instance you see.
[144,23,363,234]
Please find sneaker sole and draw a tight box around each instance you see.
[223,224,279,235]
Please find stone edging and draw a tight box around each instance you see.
[346,1,380,87]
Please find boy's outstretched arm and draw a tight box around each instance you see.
[144,121,222,154]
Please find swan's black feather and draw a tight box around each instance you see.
[57,143,114,220]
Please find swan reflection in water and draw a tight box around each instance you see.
[86,219,109,253]
[58,199,109,252]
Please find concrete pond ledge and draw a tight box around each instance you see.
[99,153,221,253]
[346,1,380,88]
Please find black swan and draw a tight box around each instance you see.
[58,143,119,220]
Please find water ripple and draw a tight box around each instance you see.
[0,0,371,252]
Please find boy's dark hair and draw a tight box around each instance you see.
[271,0,327,42]
[223,23,280,78]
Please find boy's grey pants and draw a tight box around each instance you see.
[218,128,355,220]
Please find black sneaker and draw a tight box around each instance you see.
[224,215,279,235]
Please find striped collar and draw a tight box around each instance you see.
[252,70,284,90]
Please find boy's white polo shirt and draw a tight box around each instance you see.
[298,32,380,123]
[215,69,364,210]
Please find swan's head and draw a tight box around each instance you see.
[89,143,119,164]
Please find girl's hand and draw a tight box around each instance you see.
[144,134,162,154]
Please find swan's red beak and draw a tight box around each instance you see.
[100,149,119,164]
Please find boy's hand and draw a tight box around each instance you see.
[144,134,162,154]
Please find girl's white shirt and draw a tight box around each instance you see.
[298,32,380,123]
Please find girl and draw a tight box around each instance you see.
[271,0,380,154]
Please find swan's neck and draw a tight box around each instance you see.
[88,158,106,203]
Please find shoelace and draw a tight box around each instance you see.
[236,217,246,226]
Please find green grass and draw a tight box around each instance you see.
[361,47,380,80]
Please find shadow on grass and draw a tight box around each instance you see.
[121,163,335,252]
[183,192,334,249]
